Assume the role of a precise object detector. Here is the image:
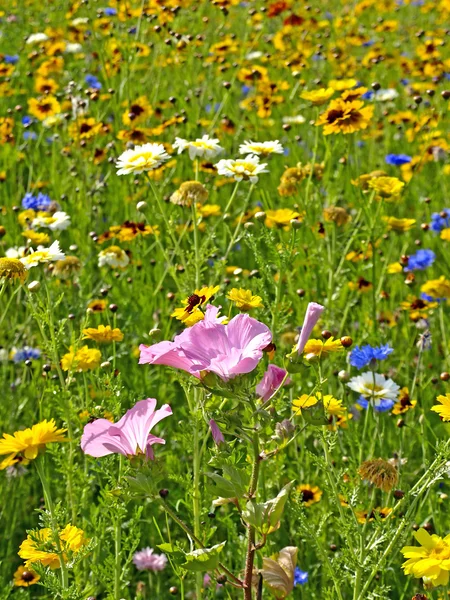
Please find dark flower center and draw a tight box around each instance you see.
[21,571,35,582]
[301,489,315,502]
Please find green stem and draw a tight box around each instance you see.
[223,184,254,261]
[114,455,123,600]
[191,200,201,289]
[35,457,69,589]
[243,432,261,600]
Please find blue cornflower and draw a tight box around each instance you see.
[103,7,117,15]
[22,116,33,126]
[85,74,102,90]
[361,91,374,100]
[421,292,445,303]
[12,347,41,363]
[241,85,252,96]
[23,131,37,141]
[4,54,19,64]
[385,154,412,166]
[349,344,393,369]
[21,192,52,211]
[357,397,394,412]
[430,209,450,232]
[294,567,308,586]
[404,249,435,272]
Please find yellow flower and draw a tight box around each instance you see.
[0,257,27,283]
[383,216,416,232]
[392,387,417,415]
[351,170,387,191]
[198,204,221,218]
[171,285,220,326]
[323,206,351,226]
[368,176,405,200]
[387,262,403,274]
[300,87,334,105]
[316,99,374,135]
[302,337,343,358]
[227,288,263,311]
[431,394,450,422]
[88,299,107,312]
[293,392,346,418]
[22,231,51,246]
[122,96,153,126]
[19,524,88,570]
[61,346,102,372]
[440,228,450,241]
[82,325,124,343]
[329,78,358,91]
[0,419,66,467]
[340,87,368,102]
[68,117,104,140]
[265,208,302,230]
[13,565,40,587]
[401,528,450,587]
[421,277,450,300]
[296,484,322,507]
[28,96,61,121]
[356,507,392,524]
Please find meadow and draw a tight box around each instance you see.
[0,0,450,599]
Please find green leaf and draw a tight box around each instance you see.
[157,543,184,555]
[206,465,249,500]
[242,482,294,535]
[182,541,226,572]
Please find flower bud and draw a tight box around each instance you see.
[27,280,41,293]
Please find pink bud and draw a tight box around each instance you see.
[297,302,325,354]
[209,419,225,445]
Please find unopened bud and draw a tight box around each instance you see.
[28,280,41,293]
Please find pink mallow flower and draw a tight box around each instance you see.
[81,398,172,459]
[256,364,291,402]
[297,302,325,354]
[133,547,168,571]
[139,305,272,382]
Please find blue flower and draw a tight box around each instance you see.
[385,154,412,166]
[85,74,102,90]
[23,131,37,141]
[103,7,117,15]
[361,91,374,100]
[21,192,52,211]
[349,344,393,369]
[294,567,308,586]
[430,209,450,232]
[4,54,19,64]
[421,292,445,303]
[404,249,435,272]
[12,347,41,363]
[22,116,33,126]
[357,397,394,412]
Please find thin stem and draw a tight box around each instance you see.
[243,432,261,600]
[223,184,254,261]
[114,455,123,600]
[191,200,200,288]
[35,457,69,589]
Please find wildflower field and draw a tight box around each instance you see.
[1,0,450,598]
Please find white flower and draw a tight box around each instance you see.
[374,89,398,102]
[98,246,129,268]
[245,51,263,60]
[215,154,268,184]
[238,140,284,157]
[64,43,83,54]
[32,211,71,231]
[173,135,223,160]
[347,372,400,401]
[5,246,26,259]
[71,17,89,26]
[20,241,65,270]
[282,115,306,125]
[26,33,49,45]
[71,96,89,119]
[116,143,169,175]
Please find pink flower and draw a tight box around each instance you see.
[139,305,272,382]
[256,365,291,401]
[297,302,325,354]
[81,398,172,459]
[133,547,167,571]
[209,419,225,445]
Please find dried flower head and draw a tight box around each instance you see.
[170,181,209,207]
[52,256,81,279]
[0,257,27,282]
[358,458,399,492]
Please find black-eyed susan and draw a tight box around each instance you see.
[171,285,220,326]
[296,484,322,507]
[82,325,124,343]
[87,299,107,313]
[316,99,373,135]
[355,507,392,524]
[227,288,263,311]
[0,419,66,469]
[392,387,417,415]
[421,277,450,300]
[28,96,61,121]
[13,565,40,587]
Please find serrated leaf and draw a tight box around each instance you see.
[261,546,298,599]
[182,541,226,572]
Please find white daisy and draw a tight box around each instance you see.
[238,140,284,157]
[64,43,83,54]
[98,246,129,269]
[116,143,169,176]
[374,89,398,102]
[32,211,71,231]
[26,33,49,45]
[282,115,306,125]
[20,241,65,270]
[215,155,268,184]
[5,246,26,259]
[347,372,400,401]
[172,135,223,161]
